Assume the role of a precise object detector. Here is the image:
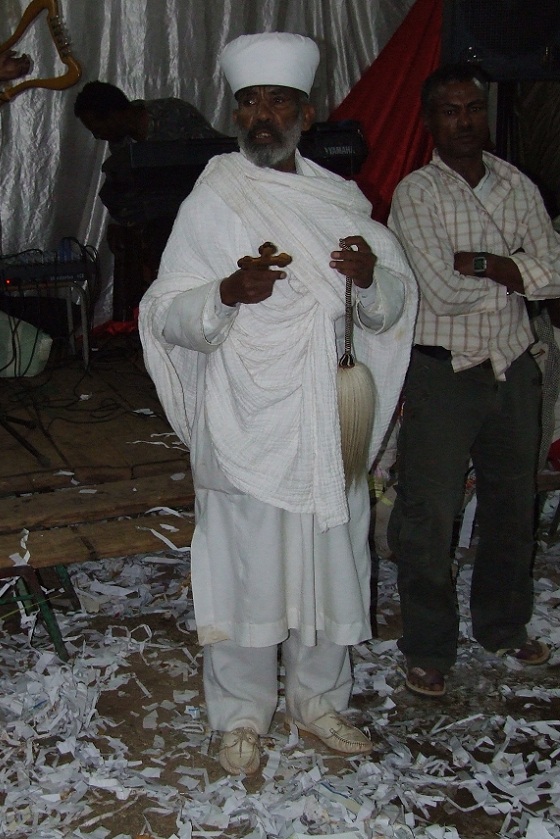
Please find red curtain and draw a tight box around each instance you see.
[330,0,442,222]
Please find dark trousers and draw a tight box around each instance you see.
[388,348,541,672]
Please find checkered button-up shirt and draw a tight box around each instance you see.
[389,150,560,379]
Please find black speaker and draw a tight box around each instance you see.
[442,0,560,81]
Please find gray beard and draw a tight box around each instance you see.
[237,112,305,169]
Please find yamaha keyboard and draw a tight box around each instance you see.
[101,122,368,225]
[128,121,368,180]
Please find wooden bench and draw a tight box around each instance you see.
[0,472,196,659]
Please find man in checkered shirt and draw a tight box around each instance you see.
[388,63,560,698]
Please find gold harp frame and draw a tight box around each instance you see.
[0,0,81,106]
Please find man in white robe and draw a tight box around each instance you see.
[139,32,417,775]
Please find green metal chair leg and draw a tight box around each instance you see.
[53,565,81,610]
[15,577,35,615]
[0,566,69,661]
[22,569,69,661]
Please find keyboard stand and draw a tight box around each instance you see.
[0,410,50,467]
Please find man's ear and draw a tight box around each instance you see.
[232,109,239,126]
[302,102,315,132]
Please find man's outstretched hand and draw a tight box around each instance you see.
[221,242,290,306]
[220,265,287,306]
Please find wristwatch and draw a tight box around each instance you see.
[473,253,487,276]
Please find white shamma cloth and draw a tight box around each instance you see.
[139,151,417,648]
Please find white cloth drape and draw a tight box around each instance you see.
[0,0,414,323]
[140,150,417,529]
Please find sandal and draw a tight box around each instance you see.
[405,666,446,697]
[496,639,550,666]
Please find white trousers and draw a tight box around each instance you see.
[203,630,352,733]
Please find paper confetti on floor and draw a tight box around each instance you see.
[1,513,559,838]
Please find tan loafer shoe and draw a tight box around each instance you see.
[218,727,261,775]
[496,638,551,666]
[288,712,373,755]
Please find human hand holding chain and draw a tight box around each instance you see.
[330,235,376,288]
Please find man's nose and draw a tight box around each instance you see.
[457,109,472,128]
[254,98,274,119]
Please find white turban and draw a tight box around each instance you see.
[219,32,320,96]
